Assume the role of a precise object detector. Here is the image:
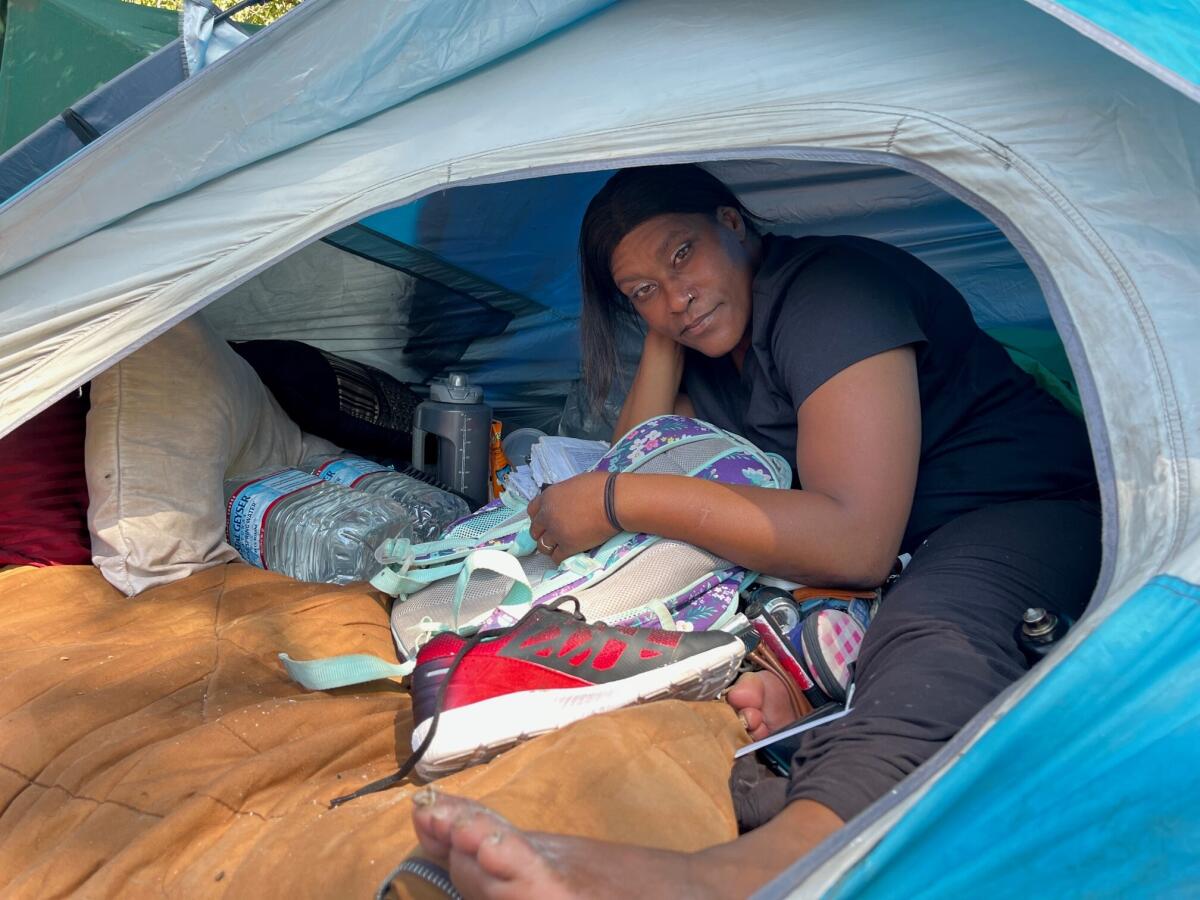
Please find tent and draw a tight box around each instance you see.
[1,0,1198,894]
[0,0,177,154]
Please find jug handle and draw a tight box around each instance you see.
[411,426,429,473]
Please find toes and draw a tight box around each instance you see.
[737,705,770,740]
[447,806,514,860]
[728,669,797,734]
[450,831,569,900]
[411,793,573,900]
[412,792,496,863]
[725,671,767,712]
[445,815,540,900]
[473,824,548,884]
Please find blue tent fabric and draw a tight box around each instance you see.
[353,162,1057,411]
[821,574,1200,897]
[1027,0,1200,100]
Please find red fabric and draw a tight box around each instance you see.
[443,655,590,710]
[417,632,466,662]
[0,393,92,567]
[592,638,628,670]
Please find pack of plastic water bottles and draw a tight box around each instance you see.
[224,455,469,585]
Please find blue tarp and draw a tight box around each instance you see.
[828,574,1200,896]
[1048,0,1200,89]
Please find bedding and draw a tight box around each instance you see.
[0,563,744,898]
[85,315,339,596]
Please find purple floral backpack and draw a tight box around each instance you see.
[371,415,793,660]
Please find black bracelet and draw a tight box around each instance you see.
[603,471,624,532]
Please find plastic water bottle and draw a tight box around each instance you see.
[224,467,414,585]
[302,453,470,541]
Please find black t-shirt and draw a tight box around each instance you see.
[682,234,1097,553]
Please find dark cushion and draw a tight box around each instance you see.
[230,340,420,463]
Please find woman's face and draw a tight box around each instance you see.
[609,208,757,357]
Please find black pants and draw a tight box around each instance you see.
[734,498,1102,828]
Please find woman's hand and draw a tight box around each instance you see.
[526,471,618,564]
[643,323,686,361]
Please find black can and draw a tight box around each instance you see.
[1016,606,1073,665]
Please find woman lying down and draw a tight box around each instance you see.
[408,165,1101,897]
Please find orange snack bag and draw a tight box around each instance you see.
[489,420,511,499]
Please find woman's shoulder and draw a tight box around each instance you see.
[752,234,930,338]
[748,234,931,408]
[755,234,920,294]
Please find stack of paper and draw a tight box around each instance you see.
[503,436,610,502]
[504,468,540,502]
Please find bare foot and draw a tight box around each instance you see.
[408,789,844,899]
[410,790,709,899]
[725,671,797,740]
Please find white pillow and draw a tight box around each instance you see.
[85,314,338,596]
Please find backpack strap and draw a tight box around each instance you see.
[371,527,538,598]
[278,651,415,691]
[281,547,537,692]
[449,547,534,623]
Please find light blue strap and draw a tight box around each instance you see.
[764,452,792,487]
[511,525,537,556]
[451,548,533,626]
[372,526,539,598]
[372,558,470,597]
[278,652,415,690]
[737,569,761,592]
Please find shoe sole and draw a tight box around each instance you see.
[411,640,745,779]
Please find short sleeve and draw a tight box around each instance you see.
[765,244,927,409]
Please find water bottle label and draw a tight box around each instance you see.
[313,457,391,489]
[227,469,323,569]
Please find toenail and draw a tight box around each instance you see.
[412,785,438,808]
[737,710,751,730]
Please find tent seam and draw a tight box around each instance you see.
[0,306,143,421]
[884,116,906,153]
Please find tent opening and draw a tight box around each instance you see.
[205,156,1086,442]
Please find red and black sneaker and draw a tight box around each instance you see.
[328,600,745,806]
[408,601,744,778]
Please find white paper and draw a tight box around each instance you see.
[505,437,609,500]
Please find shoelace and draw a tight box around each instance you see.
[330,596,586,808]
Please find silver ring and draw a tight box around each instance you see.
[538,536,555,552]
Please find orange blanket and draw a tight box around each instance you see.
[0,563,744,897]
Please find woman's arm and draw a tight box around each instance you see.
[530,347,920,588]
[612,328,687,440]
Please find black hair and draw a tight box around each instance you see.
[578,164,760,406]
